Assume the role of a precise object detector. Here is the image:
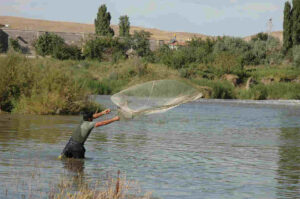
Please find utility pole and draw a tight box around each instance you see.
[266,18,273,50]
[267,18,273,38]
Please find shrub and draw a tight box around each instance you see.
[8,38,22,52]
[0,52,100,114]
[238,84,268,100]
[251,32,269,42]
[179,63,199,79]
[293,45,300,67]
[34,33,65,56]
[193,79,236,99]
[245,40,267,65]
[83,36,126,61]
[266,82,300,99]
[212,52,244,76]
[131,30,152,57]
[213,36,250,55]
[52,44,82,60]
[244,36,282,65]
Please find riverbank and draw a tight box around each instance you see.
[0,52,102,114]
[0,52,300,114]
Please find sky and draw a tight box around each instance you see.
[0,0,290,37]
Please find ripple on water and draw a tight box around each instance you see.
[0,98,300,199]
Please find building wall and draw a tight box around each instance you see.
[0,29,8,52]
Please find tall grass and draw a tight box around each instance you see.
[51,173,151,199]
[0,52,101,114]
[192,79,236,99]
[237,82,300,100]
[1,51,300,115]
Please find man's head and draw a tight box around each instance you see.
[83,112,94,121]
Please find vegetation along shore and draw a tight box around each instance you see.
[1,2,300,115]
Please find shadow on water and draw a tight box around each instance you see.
[60,159,87,190]
[277,127,300,199]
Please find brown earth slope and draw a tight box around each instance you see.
[0,16,283,42]
[0,16,208,42]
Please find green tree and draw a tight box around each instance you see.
[94,4,114,37]
[34,33,65,56]
[132,30,152,57]
[292,0,300,45]
[9,38,22,52]
[119,15,130,37]
[283,1,293,54]
[251,32,269,42]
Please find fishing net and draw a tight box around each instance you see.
[111,80,203,119]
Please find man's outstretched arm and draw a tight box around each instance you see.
[95,116,120,127]
[93,109,111,119]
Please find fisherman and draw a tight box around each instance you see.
[59,109,119,159]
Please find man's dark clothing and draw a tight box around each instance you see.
[61,121,96,159]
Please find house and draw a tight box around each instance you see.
[169,34,178,50]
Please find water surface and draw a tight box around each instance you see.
[0,96,300,199]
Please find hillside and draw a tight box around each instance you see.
[244,31,283,42]
[0,16,283,43]
[0,16,208,42]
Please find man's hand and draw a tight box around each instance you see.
[95,116,120,127]
[102,109,111,115]
[93,109,111,119]
[113,116,120,121]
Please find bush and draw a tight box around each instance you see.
[34,33,65,56]
[266,37,283,65]
[293,45,300,67]
[251,32,269,42]
[193,79,236,99]
[52,44,82,60]
[213,36,250,55]
[9,38,22,52]
[244,40,267,65]
[0,52,100,114]
[131,30,152,57]
[266,82,300,99]
[244,36,282,65]
[212,52,244,76]
[238,84,268,100]
[83,36,126,61]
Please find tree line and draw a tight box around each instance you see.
[283,0,300,55]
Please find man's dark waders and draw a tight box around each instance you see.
[61,138,86,159]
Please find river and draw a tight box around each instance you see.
[0,96,300,199]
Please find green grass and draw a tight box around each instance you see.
[1,52,300,114]
[246,64,300,82]
[0,52,102,114]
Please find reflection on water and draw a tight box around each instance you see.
[0,97,300,199]
[277,128,300,199]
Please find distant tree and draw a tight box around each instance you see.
[9,38,22,52]
[34,33,65,56]
[292,0,300,45]
[251,32,268,42]
[94,4,114,37]
[119,15,130,37]
[283,1,293,54]
[132,30,152,57]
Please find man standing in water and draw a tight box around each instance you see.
[59,109,119,159]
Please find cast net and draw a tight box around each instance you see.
[111,80,203,119]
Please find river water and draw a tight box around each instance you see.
[0,96,300,199]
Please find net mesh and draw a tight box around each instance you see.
[111,80,203,119]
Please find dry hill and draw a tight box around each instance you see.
[0,16,283,42]
[0,16,208,42]
[244,31,283,42]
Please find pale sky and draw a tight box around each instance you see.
[0,0,289,37]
